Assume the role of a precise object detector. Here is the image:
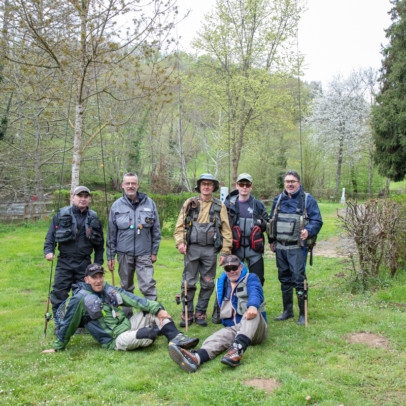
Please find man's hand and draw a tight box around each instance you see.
[41,349,56,354]
[107,259,115,272]
[157,309,171,325]
[269,243,275,253]
[245,306,258,320]
[177,244,187,255]
[45,253,55,261]
[151,254,157,263]
[218,254,227,266]
[301,229,309,240]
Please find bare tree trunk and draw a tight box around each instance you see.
[71,100,84,193]
[33,102,44,200]
[369,138,373,197]
[334,134,344,196]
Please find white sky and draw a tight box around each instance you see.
[175,0,392,86]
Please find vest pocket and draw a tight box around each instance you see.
[276,217,297,236]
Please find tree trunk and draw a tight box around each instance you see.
[334,134,344,196]
[33,102,44,201]
[369,138,373,197]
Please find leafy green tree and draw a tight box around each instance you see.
[372,0,406,182]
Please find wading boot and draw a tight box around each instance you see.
[274,291,294,321]
[296,291,305,325]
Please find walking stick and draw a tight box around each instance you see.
[111,269,115,286]
[303,243,308,328]
[184,280,188,332]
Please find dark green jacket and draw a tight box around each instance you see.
[53,282,162,351]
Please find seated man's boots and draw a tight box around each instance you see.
[275,291,294,321]
[221,334,251,367]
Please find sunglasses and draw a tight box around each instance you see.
[237,182,252,188]
[224,266,239,272]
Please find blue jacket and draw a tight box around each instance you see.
[216,264,267,327]
[269,186,323,242]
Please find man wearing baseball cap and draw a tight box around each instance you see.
[168,255,267,372]
[224,173,268,285]
[42,263,198,353]
[44,186,104,333]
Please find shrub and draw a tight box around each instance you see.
[338,198,406,290]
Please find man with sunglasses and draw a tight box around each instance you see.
[174,173,232,327]
[269,170,322,325]
[168,255,267,372]
[225,173,268,285]
[42,263,198,353]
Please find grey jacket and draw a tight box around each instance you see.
[107,192,161,259]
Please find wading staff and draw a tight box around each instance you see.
[184,280,188,332]
[303,243,308,328]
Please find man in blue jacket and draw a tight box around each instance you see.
[269,170,323,325]
[107,173,161,314]
[168,255,267,372]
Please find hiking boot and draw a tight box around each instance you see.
[274,309,294,321]
[221,342,244,367]
[168,345,199,373]
[179,313,193,328]
[168,333,199,349]
[195,312,208,327]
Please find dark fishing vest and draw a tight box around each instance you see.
[55,206,103,245]
[186,197,223,250]
[80,285,123,320]
[228,195,254,247]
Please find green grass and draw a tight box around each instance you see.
[0,204,405,405]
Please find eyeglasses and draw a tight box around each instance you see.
[237,182,252,188]
[200,181,214,187]
[284,180,299,184]
[224,266,239,272]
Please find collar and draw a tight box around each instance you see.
[283,185,302,199]
[72,205,88,215]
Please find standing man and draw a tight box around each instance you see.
[225,173,268,285]
[174,173,232,327]
[107,173,161,311]
[44,186,104,332]
[168,255,267,372]
[269,170,323,325]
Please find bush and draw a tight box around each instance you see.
[338,198,406,290]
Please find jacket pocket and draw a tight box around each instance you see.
[139,210,155,228]
[115,211,130,230]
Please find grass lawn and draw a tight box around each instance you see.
[0,204,405,405]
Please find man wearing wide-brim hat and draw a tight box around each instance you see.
[44,186,104,334]
[173,173,232,327]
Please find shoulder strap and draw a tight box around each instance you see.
[274,193,283,214]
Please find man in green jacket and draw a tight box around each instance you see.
[42,264,198,353]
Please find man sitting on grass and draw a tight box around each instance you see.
[42,263,198,353]
[168,255,267,372]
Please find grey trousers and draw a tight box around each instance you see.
[117,253,157,300]
[181,243,217,316]
[115,312,170,351]
[201,312,268,359]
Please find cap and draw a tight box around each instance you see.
[73,186,91,195]
[236,173,252,183]
[222,255,241,268]
[85,263,105,277]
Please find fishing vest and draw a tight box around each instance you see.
[55,206,103,245]
[186,197,223,250]
[269,191,316,250]
[234,274,266,316]
[80,285,123,320]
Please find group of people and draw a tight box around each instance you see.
[42,170,322,372]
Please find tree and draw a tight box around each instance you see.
[6,0,178,193]
[372,0,406,182]
[192,0,300,182]
[306,74,371,196]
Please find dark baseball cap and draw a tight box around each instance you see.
[73,186,91,195]
[85,263,105,277]
[222,255,241,268]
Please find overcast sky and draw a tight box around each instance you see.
[175,0,393,86]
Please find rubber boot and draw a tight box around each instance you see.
[296,294,305,325]
[274,290,294,321]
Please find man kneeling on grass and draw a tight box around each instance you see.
[42,263,198,353]
[168,255,267,372]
